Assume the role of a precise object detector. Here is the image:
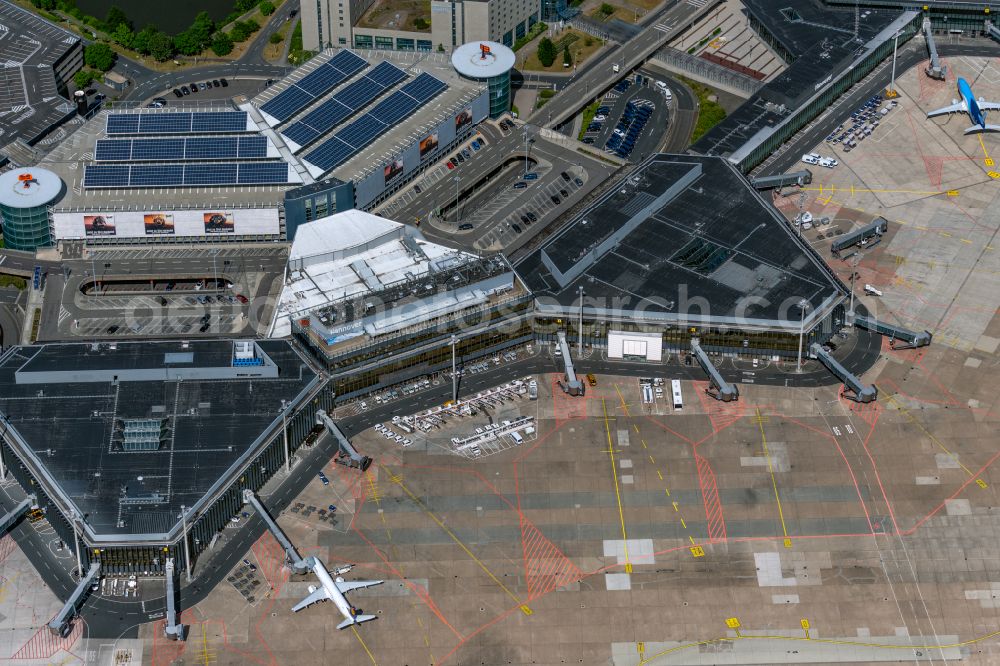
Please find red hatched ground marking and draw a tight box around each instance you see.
[251,531,290,593]
[519,513,583,600]
[694,452,727,543]
[11,614,83,661]
[0,534,17,564]
[838,393,882,429]
[550,376,588,422]
[692,381,747,434]
[150,618,188,666]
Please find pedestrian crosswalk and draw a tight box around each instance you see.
[653,21,676,33]
[687,0,708,7]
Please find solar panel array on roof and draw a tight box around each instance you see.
[282,61,408,148]
[259,50,367,124]
[105,112,249,135]
[83,161,291,188]
[303,72,447,173]
[95,136,269,161]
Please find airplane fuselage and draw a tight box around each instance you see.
[311,558,357,621]
[958,78,986,128]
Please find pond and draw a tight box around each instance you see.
[72,0,239,35]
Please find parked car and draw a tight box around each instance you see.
[458,223,474,230]
[526,211,537,222]
[513,182,527,189]
[180,86,190,95]
[550,195,561,204]
[172,88,183,98]
[220,78,229,87]
[511,223,523,233]
[106,325,120,334]
[211,79,220,87]
[236,294,248,303]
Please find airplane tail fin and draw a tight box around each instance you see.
[336,614,377,630]
[964,124,1000,134]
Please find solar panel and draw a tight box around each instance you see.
[83,161,292,188]
[302,71,446,173]
[282,63,408,150]
[260,85,315,123]
[140,114,190,134]
[237,135,269,158]
[185,162,239,185]
[131,164,184,187]
[259,49,367,123]
[83,164,129,188]
[191,112,247,133]
[94,140,132,161]
[106,114,140,134]
[131,138,185,161]
[184,137,238,160]
[237,162,291,184]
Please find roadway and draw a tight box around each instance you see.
[117,0,300,103]
[528,0,716,128]
[0,317,881,638]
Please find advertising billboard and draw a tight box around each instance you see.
[84,214,115,237]
[456,108,473,130]
[419,133,439,158]
[203,212,235,234]
[143,213,175,235]
[53,208,281,240]
[384,159,403,185]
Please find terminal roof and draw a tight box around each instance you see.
[515,154,846,327]
[0,340,317,541]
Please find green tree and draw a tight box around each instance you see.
[537,37,556,67]
[104,5,131,32]
[260,1,275,16]
[231,19,260,42]
[84,43,115,71]
[189,11,216,48]
[269,31,284,44]
[599,2,614,15]
[212,31,234,56]
[563,44,572,67]
[149,32,175,61]
[437,43,445,52]
[73,69,97,89]
[132,25,157,54]
[174,30,203,56]
[111,23,134,49]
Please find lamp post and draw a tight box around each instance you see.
[796,299,809,374]
[71,509,82,579]
[450,335,459,403]
[180,505,192,583]
[577,286,584,355]
[453,176,461,225]
[281,399,290,472]
[847,253,861,320]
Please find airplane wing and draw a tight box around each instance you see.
[964,124,1000,135]
[926,101,966,118]
[979,101,1000,111]
[335,579,383,594]
[291,587,331,612]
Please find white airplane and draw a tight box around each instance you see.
[292,558,383,629]
[927,77,1000,134]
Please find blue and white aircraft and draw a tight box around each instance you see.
[291,559,382,629]
[927,77,1000,134]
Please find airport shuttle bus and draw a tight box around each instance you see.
[671,380,683,410]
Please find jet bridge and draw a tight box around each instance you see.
[924,19,947,80]
[242,490,310,574]
[690,339,739,402]
[315,410,373,471]
[555,331,585,396]
[0,495,37,536]
[810,343,877,403]
[986,20,1000,44]
[47,561,100,637]
[853,315,932,350]
[163,558,187,641]
[750,170,812,190]
[831,217,888,257]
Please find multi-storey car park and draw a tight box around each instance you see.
[29,47,490,250]
[0,339,328,576]
[0,0,83,169]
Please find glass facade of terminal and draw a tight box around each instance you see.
[825,1,1000,33]
[736,11,922,172]
[486,71,512,118]
[0,202,53,251]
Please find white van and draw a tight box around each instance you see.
[801,154,820,165]
[510,431,524,445]
[864,284,883,296]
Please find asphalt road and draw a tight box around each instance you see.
[117,1,300,103]
[529,0,713,128]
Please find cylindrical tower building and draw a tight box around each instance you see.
[451,41,516,119]
[0,168,63,251]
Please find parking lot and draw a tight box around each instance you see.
[581,74,672,161]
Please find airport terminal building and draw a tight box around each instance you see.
[0,340,331,574]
